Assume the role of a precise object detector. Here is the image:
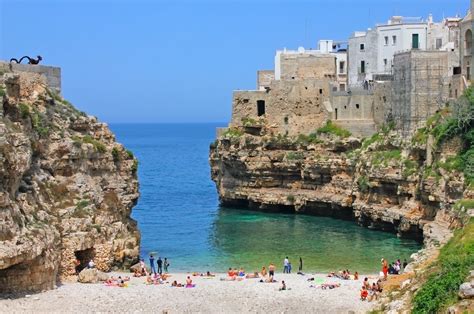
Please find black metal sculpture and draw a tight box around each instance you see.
[9,55,43,65]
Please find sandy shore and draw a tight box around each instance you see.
[0,272,378,313]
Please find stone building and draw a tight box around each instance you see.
[231,50,335,136]
[391,50,453,134]
[229,41,349,137]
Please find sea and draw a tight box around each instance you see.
[110,123,422,273]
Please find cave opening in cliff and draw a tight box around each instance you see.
[74,248,95,273]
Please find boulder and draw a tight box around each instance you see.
[459,282,474,299]
[78,268,109,283]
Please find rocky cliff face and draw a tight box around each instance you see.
[0,70,140,293]
[210,122,470,242]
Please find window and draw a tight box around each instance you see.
[392,35,397,45]
[360,61,366,74]
[384,36,389,45]
[360,43,365,51]
[436,38,442,49]
[384,59,388,66]
[355,104,360,109]
[412,33,419,49]
[257,100,265,116]
[319,89,323,94]
[339,61,345,72]
[339,84,346,91]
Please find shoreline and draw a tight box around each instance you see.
[0,272,379,313]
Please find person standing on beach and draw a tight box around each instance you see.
[381,258,388,280]
[149,254,156,275]
[164,258,169,273]
[288,261,292,273]
[283,257,289,273]
[157,257,163,274]
[299,257,303,272]
[269,263,275,277]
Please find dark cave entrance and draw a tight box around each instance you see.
[74,248,95,273]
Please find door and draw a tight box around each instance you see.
[412,34,419,49]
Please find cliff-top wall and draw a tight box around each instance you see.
[0,64,140,293]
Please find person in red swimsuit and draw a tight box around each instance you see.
[382,258,388,280]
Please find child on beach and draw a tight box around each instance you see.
[279,280,287,291]
[360,286,368,301]
[354,272,359,280]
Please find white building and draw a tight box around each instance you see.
[348,15,460,87]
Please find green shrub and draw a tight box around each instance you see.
[437,155,464,172]
[380,121,395,135]
[412,127,428,145]
[73,199,90,218]
[31,110,50,137]
[453,199,474,212]
[222,127,243,138]
[287,194,295,203]
[317,120,351,138]
[297,133,321,145]
[112,147,120,162]
[131,160,138,174]
[82,135,107,153]
[357,176,370,193]
[412,218,474,313]
[0,87,5,97]
[402,159,418,177]
[286,151,304,160]
[241,117,258,127]
[18,103,30,119]
[126,149,134,159]
[371,149,402,166]
[362,133,382,150]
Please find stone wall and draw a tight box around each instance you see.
[392,50,451,134]
[278,53,336,81]
[0,61,61,94]
[231,78,332,136]
[257,70,274,90]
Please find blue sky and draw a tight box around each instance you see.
[0,0,469,123]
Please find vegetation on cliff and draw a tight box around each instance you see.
[412,218,474,313]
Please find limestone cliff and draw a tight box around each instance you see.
[210,117,471,242]
[0,69,140,293]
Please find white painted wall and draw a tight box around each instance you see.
[377,23,428,74]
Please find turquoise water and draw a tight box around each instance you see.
[110,123,422,273]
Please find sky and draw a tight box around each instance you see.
[0,0,469,123]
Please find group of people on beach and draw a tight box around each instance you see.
[109,253,410,300]
[381,258,407,280]
[360,277,383,301]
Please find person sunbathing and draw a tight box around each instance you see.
[227,268,235,277]
[133,269,141,277]
[238,268,245,276]
[171,280,183,287]
[246,272,259,279]
[354,272,359,280]
[205,271,215,277]
[363,277,370,290]
[321,283,341,289]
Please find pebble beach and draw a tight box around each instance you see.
[0,272,377,313]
